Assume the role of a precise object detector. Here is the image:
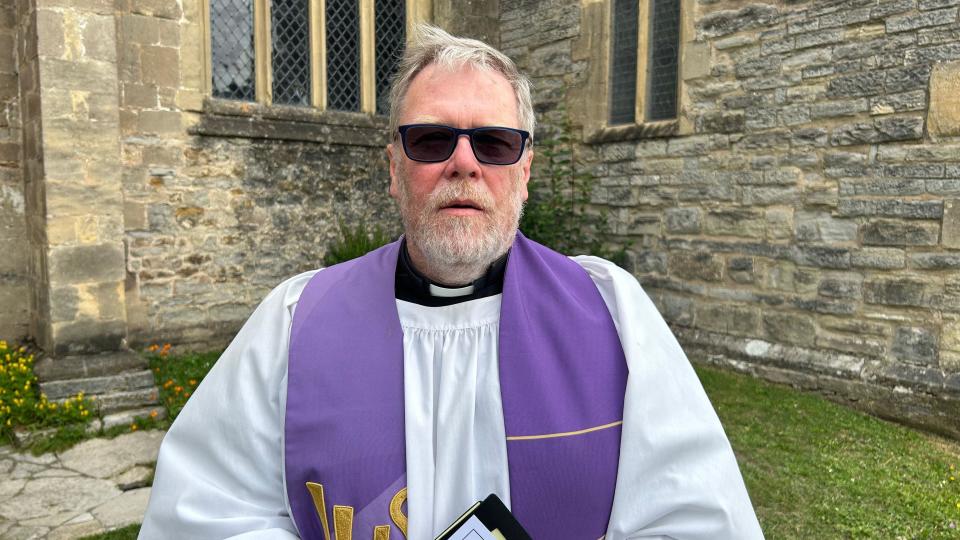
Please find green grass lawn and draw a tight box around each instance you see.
[698,365,960,539]
[77,359,960,539]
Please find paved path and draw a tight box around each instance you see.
[0,430,164,539]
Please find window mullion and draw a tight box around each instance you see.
[406,0,429,38]
[634,0,650,123]
[359,0,376,113]
[255,0,273,104]
[311,0,326,108]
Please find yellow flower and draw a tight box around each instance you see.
[130,423,138,431]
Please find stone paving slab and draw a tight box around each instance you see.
[0,429,166,539]
[59,430,164,479]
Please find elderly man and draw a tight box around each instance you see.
[140,25,763,540]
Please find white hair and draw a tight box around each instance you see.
[387,23,535,137]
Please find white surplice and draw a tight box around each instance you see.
[139,256,764,540]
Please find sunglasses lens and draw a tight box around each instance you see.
[473,128,524,165]
[403,126,456,162]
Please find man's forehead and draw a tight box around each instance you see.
[400,63,518,125]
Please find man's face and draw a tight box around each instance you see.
[387,64,532,280]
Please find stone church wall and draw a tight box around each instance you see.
[0,2,29,342]
[114,0,400,350]
[502,0,960,437]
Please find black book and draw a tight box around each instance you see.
[434,494,533,540]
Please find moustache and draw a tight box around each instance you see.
[429,183,495,212]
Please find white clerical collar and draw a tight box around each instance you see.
[428,283,476,298]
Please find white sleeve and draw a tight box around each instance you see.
[575,256,764,540]
[138,271,319,540]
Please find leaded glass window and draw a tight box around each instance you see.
[608,0,682,125]
[211,0,256,101]
[208,0,410,114]
[326,0,361,111]
[374,0,405,115]
[271,0,311,105]
[609,0,638,125]
[647,0,680,121]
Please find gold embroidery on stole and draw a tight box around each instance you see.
[306,482,407,540]
[389,487,408,537]
[306,482,332,540]
[333,505,354,540]
[373,525,391,540]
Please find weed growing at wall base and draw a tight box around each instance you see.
[0,339,93,445]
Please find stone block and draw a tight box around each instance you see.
[51,318,127,356]
[837,199,942,219]
[659,293,693,326]
[39,58,117,94]
[766,208,793,240]
[793,246,851,269]
[886,7,958,33]
[826,71,885,99]
[81,14,115,62]
[830,116,925,146]
[668,251,723,282]
[943,318,960,352]
[121,14,160,45]
[50,285,79,322]
[664,207,701,234]
[130,0,183,20]
[817,332,886,358]
[630,251,667,274]
[695,303,760,336]
[929,61,960,138]
[138,110,181,134]
[697,4,780,38]
[762,311,816,347]
[908,253,960,269]
[943,199,960,248]
[864,277,927,306]
[122,82,158,109]
[862,219,940,246]
[704,209,765,238]
[893,326,939,366]
[35,9,64,58]
[870,90,926,114]
[726,256,756,284]
[852,248,906,269]
[49,243,125,284]
[140,46,179,87]
[818,274,863,299]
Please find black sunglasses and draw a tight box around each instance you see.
[397,124,531,166]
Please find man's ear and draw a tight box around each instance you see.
[387,143,400,200]
[519,147,533,202]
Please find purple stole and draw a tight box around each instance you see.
[285,233,627,539]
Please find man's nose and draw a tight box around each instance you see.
[445,134,481,179]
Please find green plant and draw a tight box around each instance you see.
[520,111,625,265]
[147,344,220,423]
[0,339,93,444]
[323,223,394,266]
[78,523,140,540]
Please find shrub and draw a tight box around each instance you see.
[520,110,626,266]
[0,340,92,443]
[323,223,394,266]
